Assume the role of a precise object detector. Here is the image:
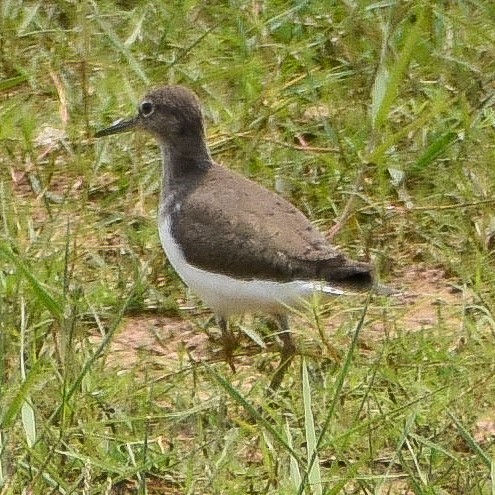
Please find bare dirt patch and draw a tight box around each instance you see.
[392,265,465,327]
[101,314,205,370]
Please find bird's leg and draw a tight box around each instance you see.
[217,316,237,372]
[268,314,295,392]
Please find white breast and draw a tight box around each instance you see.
[158,213,343,318]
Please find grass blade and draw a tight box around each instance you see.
[205,364,301,462]
[449,411,492,469]
[21,401,36,448]
[411,130,458,172]
[0,74,28,91]
[0,358,43,428]
[0,431,4,487]
[285,419,302,491]
[371,6,428,129]
[20,299,36,448]
[92,7,149,84]
[0,242,63,318]
[298,295,371,495]
[302,359,322,495]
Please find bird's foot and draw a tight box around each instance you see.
[223,335,238,373]
[267,315,295,393]
[217,316,238,373]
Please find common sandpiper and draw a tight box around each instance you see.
[95,85,376,390]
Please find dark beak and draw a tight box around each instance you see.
[95,117,138,138]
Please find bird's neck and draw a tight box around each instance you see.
[160,138,212,194]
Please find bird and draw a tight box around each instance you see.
[95,85,376,391]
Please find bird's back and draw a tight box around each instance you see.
[166,163,374,291]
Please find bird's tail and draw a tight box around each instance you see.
[322,260,374,292]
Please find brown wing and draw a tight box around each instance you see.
[172,163,373,287]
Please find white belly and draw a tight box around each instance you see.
[158,215,343,318]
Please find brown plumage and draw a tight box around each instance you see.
[170,162,373,288]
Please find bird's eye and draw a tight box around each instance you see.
[140,101,154,117]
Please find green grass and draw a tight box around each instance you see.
[1,1,495,493]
